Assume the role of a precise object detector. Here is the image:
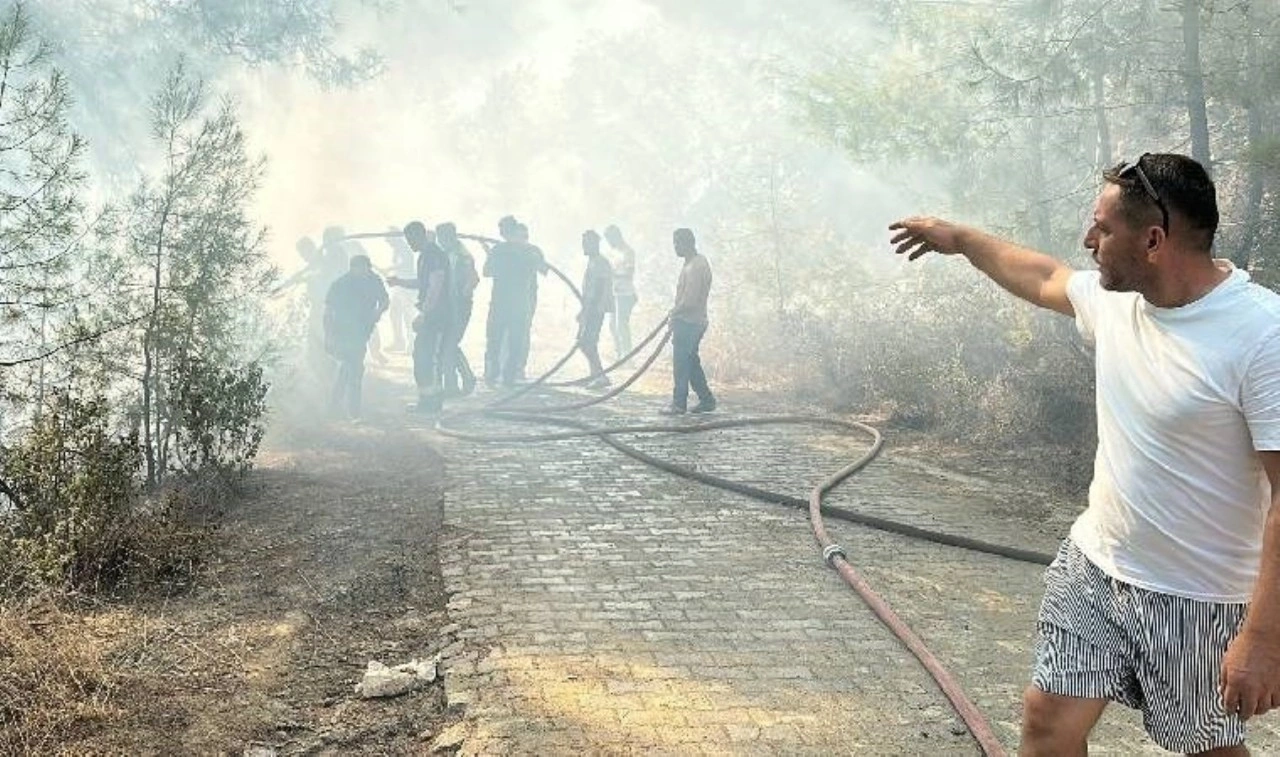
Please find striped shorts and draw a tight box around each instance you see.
[1032,539,1248,753]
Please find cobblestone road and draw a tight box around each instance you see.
[421,389,1280,756]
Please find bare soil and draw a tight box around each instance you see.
[2,375,453,755]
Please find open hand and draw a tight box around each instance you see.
[889,217,967,261]
[1220,629,1280,720]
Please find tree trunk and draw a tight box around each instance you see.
[1181,0,1212,170]
[142,199,171,489]
[1091,57,1112,170]
[142,324,157,486]
[767,160,787,315]
[1236,0,1265,269]
[1029,94,1053,251]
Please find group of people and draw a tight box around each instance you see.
[286,151,1280,755]
[309,216,715,419]
[570,225,715,415]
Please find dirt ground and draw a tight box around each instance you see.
[1,373,453,755]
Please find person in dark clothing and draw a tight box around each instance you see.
[513,222,548,380]
[388,221,451,414]
[324,254,389,419]
[483,216,534,387]
[661,228,716,415]
[437,222,478,396]
[577,230,614,388]
[347,239,387,366]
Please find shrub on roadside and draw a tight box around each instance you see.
[169,357,269,478]
[0,393,211,597]
[710,267,1097,457]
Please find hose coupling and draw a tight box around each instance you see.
[822,544,847,568]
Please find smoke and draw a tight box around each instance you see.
[219,0,911,281]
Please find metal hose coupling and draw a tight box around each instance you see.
[822,544,847,568]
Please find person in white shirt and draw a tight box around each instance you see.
[891,153,1280,756]
[661,228,715,415]
[604,224,638,360]
[576,229,614,388]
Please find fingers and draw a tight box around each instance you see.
[1239,693,1259,721]
[889,217,936,261]
[1220,678,1268,721]
[894,239,933,260]
[888,228,914,246]
[1221,673,1238,717]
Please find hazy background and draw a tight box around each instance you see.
[7,0,1280,460]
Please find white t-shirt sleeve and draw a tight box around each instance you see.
[1242,330,1280,450]
[1065,270,1103,346]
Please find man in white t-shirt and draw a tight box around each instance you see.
[890,153,1280,756]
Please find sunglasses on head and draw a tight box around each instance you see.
[1114,153,1170,233]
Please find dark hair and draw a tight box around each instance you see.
[498,215,518,233]
[582,229,601,247]
[404,221,426,238]
[1103,153,1218,250]
[673,227,696,248]
[350,254,372,270]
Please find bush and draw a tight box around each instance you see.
[169,357,269,478]
[0,393,210,597]
[710,266,1097,454]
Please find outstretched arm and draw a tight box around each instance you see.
[889,217,1076,316]
[270,266,311,296]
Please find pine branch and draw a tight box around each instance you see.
[0,311,148,368]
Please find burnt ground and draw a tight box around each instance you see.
[31,371,454,755]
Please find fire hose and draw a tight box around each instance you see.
[393,229,1054,755]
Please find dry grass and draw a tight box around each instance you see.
[0,599,136,755]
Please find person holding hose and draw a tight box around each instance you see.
[436,222,478,396]
[387,221,451,415]
[661,227,716,415]
[604,224,638,360]
[576,229,614,389]
[891,153,1280,756]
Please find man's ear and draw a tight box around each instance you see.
[1146,226,1165,261]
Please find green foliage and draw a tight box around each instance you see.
[170,357,268,477]
[0,2,91,381]
[1,394,139,592]
[0,19,272,600]
[711,263,1096,454]
[91,63,279,487]
[800,1,1280,264]
[23,0,385,178]
[0,393,215,597]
